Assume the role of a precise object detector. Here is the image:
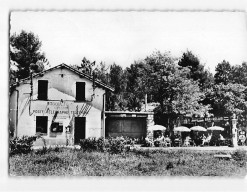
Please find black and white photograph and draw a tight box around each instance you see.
[2,0,247,192]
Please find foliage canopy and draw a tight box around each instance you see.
[10,30,49,82]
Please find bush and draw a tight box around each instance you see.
[79,136,134,154]
[107,137,125,154]
[79,137,98,152]
[9,136,37,155]
[97,137,106,152]
[232,149,247,162]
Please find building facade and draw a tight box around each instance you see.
[9,64,114,145]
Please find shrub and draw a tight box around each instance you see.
[232,149,247,162]
[79,136,134,154]
[97,137,106,152]
[107,137,125,154]
[35,147,48,155]
[9,136,37,155]
[123,136,136,146]
[79,137,98,152]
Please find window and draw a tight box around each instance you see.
[76,82,86,101]
[51,122,63,133]
[36,116,48,134]
[38,80,48,100]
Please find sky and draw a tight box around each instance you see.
[10,11,247,74]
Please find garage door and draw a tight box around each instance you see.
[106,117,146,139]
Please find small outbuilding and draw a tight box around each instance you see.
[105,111,154,139]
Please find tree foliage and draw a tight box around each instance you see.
[10,30,49,80]
[178,50,202,79]
[68,51,247,126]
[230,62,247,86]
[93,62,110,84]
[208,60,247,118]
[123,51,211,129]
[210,83,247,116]
[178,50,214,90]
[214,60,232,85]
[106,64,128,111]
[124,62,149,110]
[9,30,247,127]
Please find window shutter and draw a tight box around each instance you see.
[76,82,86,101]
[38,80,48,100]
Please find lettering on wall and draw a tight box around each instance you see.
[31,101,92,119]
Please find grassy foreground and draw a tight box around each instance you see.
[9,148,247,177]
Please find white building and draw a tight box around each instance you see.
[9,64,114,145]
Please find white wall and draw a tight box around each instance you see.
[9,67,107,145]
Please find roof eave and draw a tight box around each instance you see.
[10,63,115,92]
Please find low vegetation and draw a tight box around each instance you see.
[9,136,38,156]
[79,136,135,154]
[9,148,247,177]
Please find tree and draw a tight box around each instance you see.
[106,63,127,111]
[178,50,214,90]
[133,51,211,130]
[71,57,96,76]
[109,64,125,94]
[209,61,247,119]
[230,62,247,86]
[214,60,232,85]
[124,61,149,110]
[199,68,215,90]
[178,50,202,79]
[10,30,49,80]
[93,61,110,84]
[80,57,96,75]
[210,83,247,117]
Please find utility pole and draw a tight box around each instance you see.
[29,65,34,115]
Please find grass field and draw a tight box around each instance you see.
[9,147,247,177]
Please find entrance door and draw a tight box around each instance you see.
[74,117,86,144]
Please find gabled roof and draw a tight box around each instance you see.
[11,63,114,91]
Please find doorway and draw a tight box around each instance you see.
[74,117,86,144]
